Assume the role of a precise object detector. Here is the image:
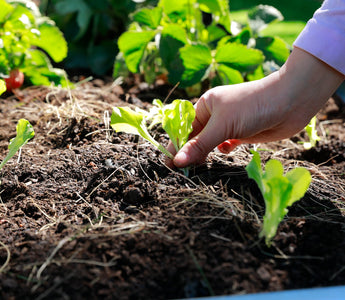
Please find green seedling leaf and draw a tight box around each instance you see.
[110,100,196,176]
[0,119,35,170]
[300,116,320,150]
[246,150,311,246]
[118,31,156,73]
[110,106,173,159]
[248,5,284,35]
[162,100,195,152]
[133,7,163,29]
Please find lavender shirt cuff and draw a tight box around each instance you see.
[293,0,345,76]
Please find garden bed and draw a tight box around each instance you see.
[0,79,344,299]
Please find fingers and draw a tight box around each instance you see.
[173,114,228,168]
[217,139,242,153]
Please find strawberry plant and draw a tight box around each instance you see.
[0,0,69,92]
[110,99,195,175]
[0,118,35,172]
[114,1,290,89]
[246,150,311,246]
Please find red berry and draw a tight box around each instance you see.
[5,69,24,92]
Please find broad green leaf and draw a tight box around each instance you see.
[0,119,35,170]
[133,7,162,29]
[215,43,264,72]
[23,49,69,87]
[118,31,156,73]
[213,64,243,86]
[110,106,173,159]
[0,0,14,22]
[261,21,305,46]
[180,44,212,87]
[247,65,265,81]
[246,150,311,246]
[159,24,187,68]
[159,0,192,20]
[204,25,227,43]
[199,0,231,32]
[0,80,6,95]
[255,36,290,66]
[162,100,195,152]
[31,21,68,63]
[248,5,284,35]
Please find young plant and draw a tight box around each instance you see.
[114,0,265,89]
[0,0,69,91]
[245,150,311,246]
[41,0,142,75]
[110,99,195,175]
[0,119,35,171]
[300,116,321,150]
[231,5,291,81]
[115,2,291,91]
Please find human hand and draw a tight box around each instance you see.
[169,47,344,168]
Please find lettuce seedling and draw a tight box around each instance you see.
[246,150,311,246]
[0,119,35,171]
[300,116,321,150]
[110,99,195,175]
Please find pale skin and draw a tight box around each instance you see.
[168,47,345,168]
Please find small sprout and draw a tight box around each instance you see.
[246,150,311,246]
[110,99,195,175]
[0,119,35,171]
[301,116,320,150]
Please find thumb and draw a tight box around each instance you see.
[173,117,226,168]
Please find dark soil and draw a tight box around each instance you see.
[0,79,344,300]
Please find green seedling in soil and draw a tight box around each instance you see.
[115,1,290,92]
[300,116,321,150]
[245,150,311,246]
[0,0,69,92]
[0,119,35,171]
[110,99,195,176]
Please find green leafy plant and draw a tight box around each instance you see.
[41,0,154,75]
[245,150,311,246]
[110,99,195,175]
[115,1,290,90]
[0,118,35,171]
[300,116,321,150]
[0,0,69,91]
[231,5,291,81]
